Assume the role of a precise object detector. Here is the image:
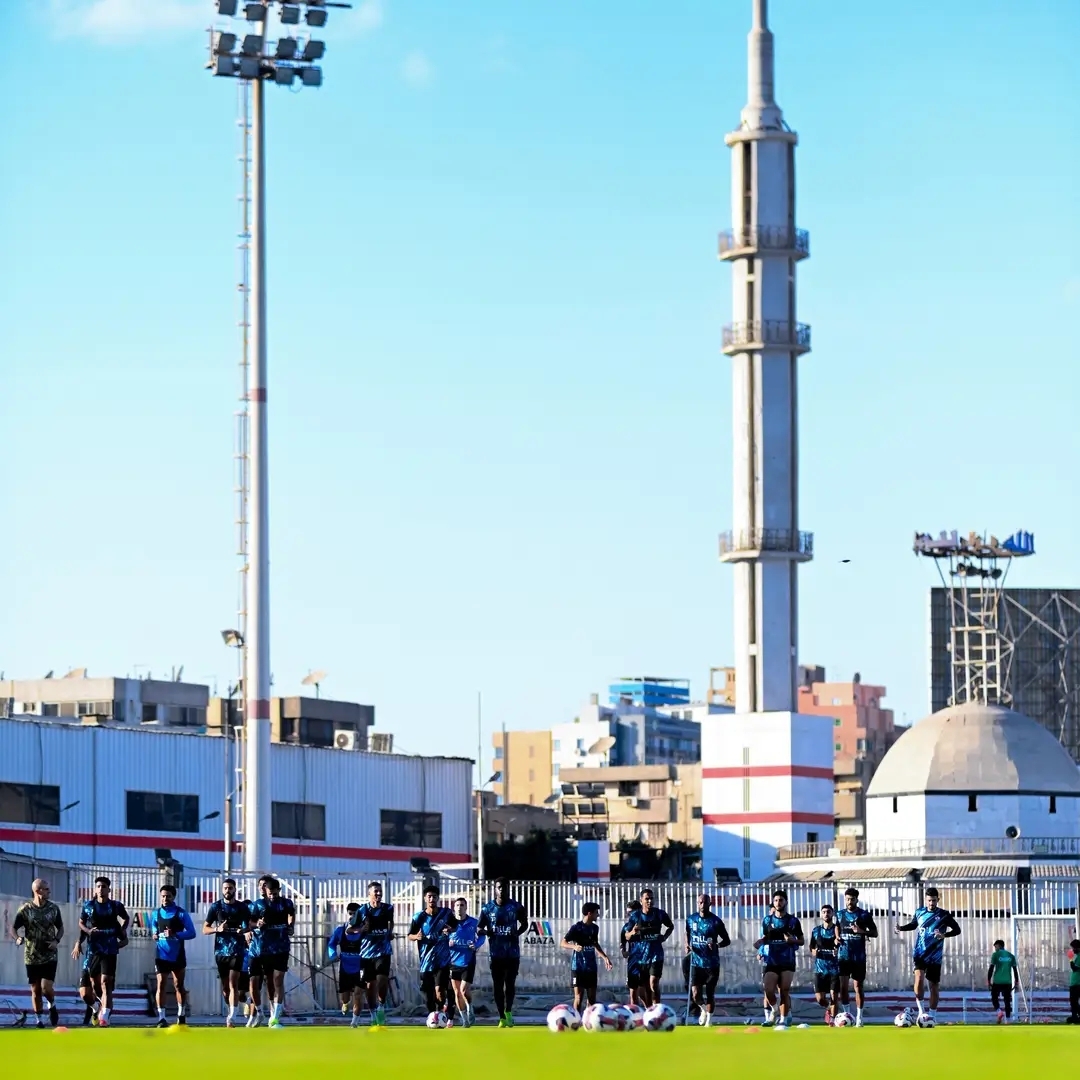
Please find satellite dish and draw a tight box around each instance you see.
[587,735,616,756]
[64,667,87,679]
[301,670,329,699]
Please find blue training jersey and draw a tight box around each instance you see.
[810,924,840,976]
[149,904,196,964]
[409,907,456,973]
[626,907,673,965]
[912,906,956,965]
[836,906,874,962]
[81,899,129,956]
[327,923,365,975]
[350,902,394,961]
[447,915,485,969]
[758,912,802,968]
[478,899,526,960]
[205,899,251,962]
[686,912,728,970]
[564,920,601,974]
[248,896,295,958]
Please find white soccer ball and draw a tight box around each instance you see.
[426,1011,448,1029]
[834,1011,853,1028]
[581,1003,609,1032]
[624,1004,646,1030]
[547,1004,581,1032]
[894,1011,914,1028]
[608,1005,635,1032]
[917,1014,935,1029]
[643,1003,677,1032]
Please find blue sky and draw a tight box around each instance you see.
[2,0,1078,774]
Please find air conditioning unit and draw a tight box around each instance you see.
[334,730,359,751]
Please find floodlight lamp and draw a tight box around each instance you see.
[216,0,239,16]
[280,4,301,25]
[239,56,261,78]
[302,39,325,61]
[244,1,267,19]
[214,55,239,77]
[276,37,297,59]
[213,31,237,55]
[241,34,264,56]
[305,7,327,27]
[274,66,297,85]
[300,65,323,87]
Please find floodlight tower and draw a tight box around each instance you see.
[208,0,349,872]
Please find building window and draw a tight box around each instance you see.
[576,739,585,752]
[141,703,158,723]
[553,740,560,752]
[832,698,841,706]
[528,745,534,758]
[528,769,535,782]
[691,806,702,819]
[0,782,61,827]
[968,794,978,812]
[553,764,560,777]
[892,797,898,814]
[1050,795,1057,814]
[271,801,326,841]
[494,746,503,759]
[806,831,818,844]
[41,703,59,717]
[856,738,867,752]
[126,791,199,833]
[380,810,443,849]
[834,743,842,752]
[648,781,667,797]
[834,718,842,727]
[618,781,637,797]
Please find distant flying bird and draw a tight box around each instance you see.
[840,559,851,564]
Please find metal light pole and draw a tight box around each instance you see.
[209,0,349,872]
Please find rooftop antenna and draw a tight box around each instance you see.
[301,669,329,698]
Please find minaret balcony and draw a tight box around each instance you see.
[719,528,814,562]
[718,226,809,261]
[722,319,810,355]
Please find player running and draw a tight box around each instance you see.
[78,876,131,1028]
[625,889,674,1005]
[620,900,647,1007]
[352,881,395,1026]
[448,897,485,1027]
[562,902,614,1014]
[478,877,528,1027]
[810,905,841,1025]
[896,886,960,1025]
[685,893,730,1027]
[71,933,99,1025]
[11,878,64,1028]
[247,875,296,1028]
[836,886,877,1027]
[987,938,1018,1024]
[754,889,804,1029]
[328,903,366,1027]
[149,884,196,1027]
[204,877,251,1027]
[1069,939,1080,1024]
[408,885,457,1023]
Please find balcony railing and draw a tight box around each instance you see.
[718,529,814,559]
[718,226,809,260]
[775,836,1080,862]
[722,320,811,354]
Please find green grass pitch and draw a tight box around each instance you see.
[10,1024,1073,1076]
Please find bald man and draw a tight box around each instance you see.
[12,878,64,1027]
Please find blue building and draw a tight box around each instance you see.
[607,678,691,710]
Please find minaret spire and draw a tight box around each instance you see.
[743,0,783,131]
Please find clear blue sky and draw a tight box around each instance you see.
[2,1,1078,773]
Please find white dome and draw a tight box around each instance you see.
[866,703,1080,798]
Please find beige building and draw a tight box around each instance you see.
[491,729,553,806]
[207,694,376,749]
[474,790,560,846]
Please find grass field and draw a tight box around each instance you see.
[5,1024,1075,1077]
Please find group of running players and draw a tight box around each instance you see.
[11,873,966,1028]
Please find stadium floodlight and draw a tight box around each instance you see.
[244,1,267,19]
[280,4,301,25]
[300,66,323,87]
[241,33,264,56]
[215,55,239,76]
[275,37,297,59]
[238,56,261,78]
[306,7,328,27]
[213,31,238,55]
[302,39,325,61]
[274,67,297,85]
[216,0,238,15]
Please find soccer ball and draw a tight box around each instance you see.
[426,1011,448,1029]
[581,1003,609,1032]
[894,1011,914,1028]
[547,1005,581,1032]
[624,1004,646,1030]
[608,1005,635,1032]
[834,1011,854,1028]
[917,1014,936,1029]
[643,1004,678,1032]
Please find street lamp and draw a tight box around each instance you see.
[207,0,350,872]
[477,772,500,883]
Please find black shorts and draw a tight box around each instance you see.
[642,958,664,980]
[763,964,796,977]
[420,967,451,996]
[450,961,476,985]
[26,960,58,984]
[490,957,521,983]
[339,970,363,996]
[216,956,246,979]
[839,958,867,983]
[626,964,642,990]
[914,958,942,984]
[815,972,841,996]
[155,958,186,976]
[249,953,289,977]
[85,954,118,981]
[690,966,719,990]
[572,971,598,993]
[362,955,392,982]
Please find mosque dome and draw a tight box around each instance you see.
[866,703,1080,798]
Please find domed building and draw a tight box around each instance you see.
[775,703,1080,881]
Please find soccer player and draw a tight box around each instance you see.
[203,877,251,1027]
[895,886,960,1024]
[625,889,675,1005]
[71,933,99,1025]
[836,886,877,1027]
[685,893,730,1027]
[562,902,614,1014]
[408,885,456,1021]
[149,884,196,1027]
[11,877,64,1028]
[810,905,841,1025]
[478,876,528,1027]
[987,938,1018,1024]
[753,889,804,1029]
[247,874,296,1028]
[1068,939,1080,1024]
[620,900,647,1007]
[78,875,131,1028]
[353,881,395,1026]
[448,896,485,1027]
[328,903,366,1027]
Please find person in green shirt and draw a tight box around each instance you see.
[1068,939,1080,1024]
[987,939,1018,1023]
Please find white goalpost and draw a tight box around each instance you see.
[1011,913,1077,1024]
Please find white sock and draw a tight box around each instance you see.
[929,1008,936,1020]
[158,1007,166,1019]
[178,1004,186,1017]
[915,998,924,1016]
[856,1007,863,1022]
[101,1008,111,1022]
[43,998,53,1009]
[227,1005,236,1020]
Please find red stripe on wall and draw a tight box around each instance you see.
[702,765,833,780]
[577,871,610,880]
[0,828,470,864]
[702,812,835,826]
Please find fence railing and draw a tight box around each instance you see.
[778,836,1080,862]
